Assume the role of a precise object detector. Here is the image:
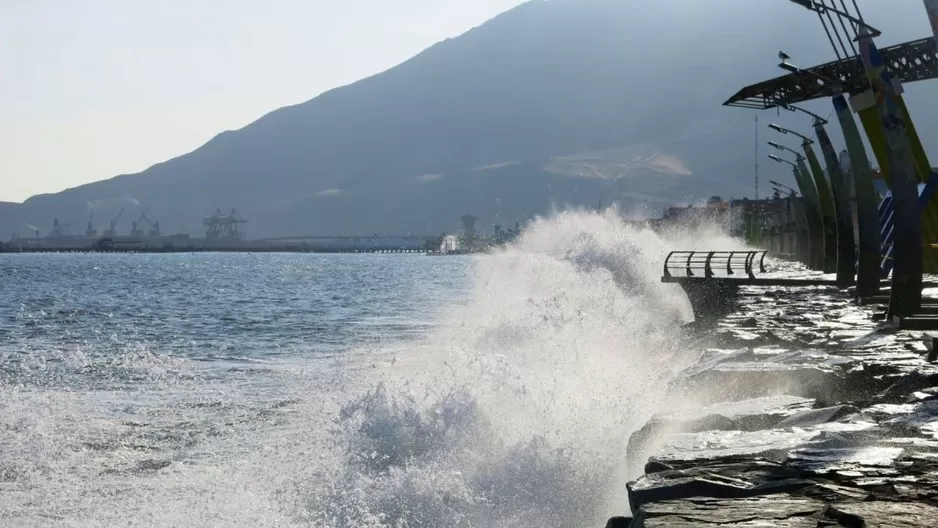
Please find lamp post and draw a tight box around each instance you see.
[778,53,882,296]
[770,180,798,196]
[768,141,804,160]
[768,155,797,170]
[769,124,838,272]
[772,110,855,286]
[770,95,856,285]
[778,102,829,126]
[769,178,800,255]
[768,123,813,144]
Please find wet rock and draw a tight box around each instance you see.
[604,516,631,527]
[823,502,938,527]
[679,364,837,403]
[907,387,938,403]
[621,262,938,526]
[633,495,825,527]
[643,460,672,474]
[924,333,938,363]
[876,370,938,404]
[774,405,856,428]
[626,397,815,476]
[627,458,814,509]
[763,329,795,346]
[628,473,814,510]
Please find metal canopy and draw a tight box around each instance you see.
[724,37,938,109]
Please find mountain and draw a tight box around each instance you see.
[6,0,937,238]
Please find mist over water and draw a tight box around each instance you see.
[0,210,741,527]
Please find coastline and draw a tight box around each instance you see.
[613,260,938,526]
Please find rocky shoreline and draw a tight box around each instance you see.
[612,264,938,526]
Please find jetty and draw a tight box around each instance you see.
[607,2,938,525]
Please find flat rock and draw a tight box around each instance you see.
[775,405,853,428]
[626,396,815,476]
[824,502,938,527]
[628,474,814,509]
[633,495,825,527]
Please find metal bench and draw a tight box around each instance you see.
[663,250,766,280]
[661,249,838,325]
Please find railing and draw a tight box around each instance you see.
[663,250,767,280]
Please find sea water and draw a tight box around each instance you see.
[0,210,739,527]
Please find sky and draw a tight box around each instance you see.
[0,0,526,202]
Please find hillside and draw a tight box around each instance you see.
[5,0,936,238]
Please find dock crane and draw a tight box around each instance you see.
[131,208,148,237]
[135,209,160,237]
[86,211,97,238]
[103,208,124,237]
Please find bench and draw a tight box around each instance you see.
[661,250,837,324]
[663,250,766,280]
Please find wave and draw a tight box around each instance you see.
[303,208,741,527]
[0,208,743,527]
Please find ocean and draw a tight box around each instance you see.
[0,210,738,527]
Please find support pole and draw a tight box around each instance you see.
[924,0,938,48]
[796,157,827,271]
[803,142,839,273]
[814,121,856,287]
[858,27,922,318]
[855,87,938,274]
[789,167,816,267]
[834,94,881,297]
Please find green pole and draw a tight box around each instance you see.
[788,168,812,266]
[814,121,856,287]
[795,156,826,271]
[804,142,838,273]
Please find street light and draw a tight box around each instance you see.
[769,179,798,196]
[780,103,828,125]
[768,123,815,144]
[768,154,799,169]
[786,0,882,38]
[767,141,806,159]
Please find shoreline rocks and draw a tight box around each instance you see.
[613,271,938,527]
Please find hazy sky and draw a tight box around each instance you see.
[0,0,526,202]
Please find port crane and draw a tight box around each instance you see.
[204,208,246,240]
[131,208,161,237]
[103,208,124,237]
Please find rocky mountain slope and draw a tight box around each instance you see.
[6,0,936,238]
